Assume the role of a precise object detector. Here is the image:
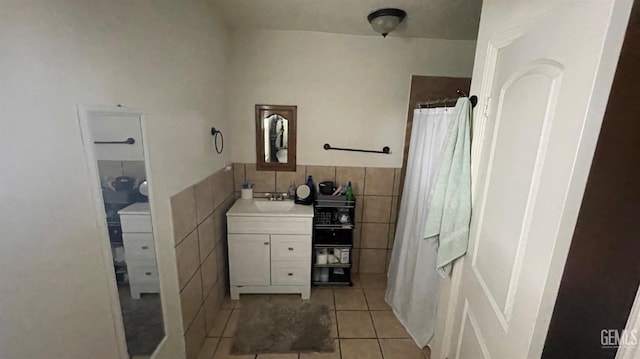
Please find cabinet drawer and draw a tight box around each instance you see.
[227,216,312,235]
[271,261,310,286]
[120,214,152,233]
[123,233,156,262]
[128,264,160,285]
[271,235,311,261]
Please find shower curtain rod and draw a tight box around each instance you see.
[416,89,478,109]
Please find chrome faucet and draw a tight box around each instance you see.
[266,193,289,201]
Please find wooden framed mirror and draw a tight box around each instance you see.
[255,104,297,171]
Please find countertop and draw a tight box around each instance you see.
[118,202,151,215]
[226,198,314,218]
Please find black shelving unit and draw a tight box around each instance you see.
[312,195,355,286]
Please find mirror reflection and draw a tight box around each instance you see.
[263,114,289,163]
[87,110,164,357]
[255,104,297,171]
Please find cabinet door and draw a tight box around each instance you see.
[228,234,271,286]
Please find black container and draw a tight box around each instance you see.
[314,228,352,245]
[318,181,335,195]
[113,176,135,191]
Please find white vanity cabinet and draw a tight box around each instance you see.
[119,202,159,299]
[226,199,314,299]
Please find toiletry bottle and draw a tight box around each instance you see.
[289,182,296,198]
[346,181,353,201]
[307,176,315,197]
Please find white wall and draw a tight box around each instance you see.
[0,1,229,358]
[228,29,476,167]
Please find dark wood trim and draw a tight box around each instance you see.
[255,104,297,171]
[542,3,639,358]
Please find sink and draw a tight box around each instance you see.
[227,198,313,217]
[253,200,295,212]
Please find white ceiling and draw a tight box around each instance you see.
[208,0,482,40]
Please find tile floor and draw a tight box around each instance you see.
[197,274,431,359]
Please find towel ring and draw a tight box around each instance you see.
[211,127,224,154]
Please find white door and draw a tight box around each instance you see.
[443,1,633,358]
[228,234,271,286]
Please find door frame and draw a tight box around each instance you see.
[76,105,166,359]
[434,1,635,358]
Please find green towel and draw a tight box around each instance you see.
[424,98,472,277]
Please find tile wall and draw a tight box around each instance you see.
[170,167,235,359]
[233,163,401,274]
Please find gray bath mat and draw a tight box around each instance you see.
[231,301,335,355]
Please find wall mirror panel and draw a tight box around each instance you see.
[81,107,165,357]
[255,104,297,171]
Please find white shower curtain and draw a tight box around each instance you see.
[385,106,456,347]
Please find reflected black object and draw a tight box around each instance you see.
[94,137,135,145]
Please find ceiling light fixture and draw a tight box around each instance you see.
[367,8,407,37]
